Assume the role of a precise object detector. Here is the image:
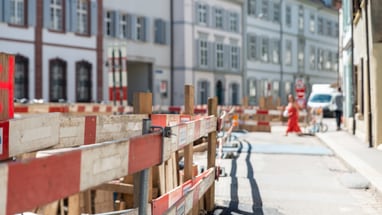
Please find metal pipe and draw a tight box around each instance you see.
[351,0,356,135]
[170,0,174,105]
[118,49,123,106]
[364,0,373,147]
[112,49,116,106]
[138,118,151,215]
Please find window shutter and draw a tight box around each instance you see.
[269,39,274,63]
[257,36,262,61]
[247,35,251,60]
[0,0,3,22]
[90,0,97,35]
[70,0,78,32]
[127,14,133,39]
[165,21,171,45]
[205,5,210,26]
[224,45,230,70]
[4,0,10,23]
[28,0,36,26]
[131,15,137,40]
[154,19,160,43]
[236,13,240,33]
[113,11,120,37]
[224,10,229,31]
[43,0,50,28]
[238,47,241,70]
[65,0,71,32]
[144,17,150,42]
[208,42,214,70]
[195,2,200,24]
[211,7,216,28]
[195,39,200,68]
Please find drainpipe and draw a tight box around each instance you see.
[170,0,174,105]
[364,0,373,147]
[351,0,356,135]
[279,0,284,104]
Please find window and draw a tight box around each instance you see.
[285,40,292,65]
[286,6,291,26]
[248,79,257,105]
[334,22,339,37]
[326,51,332,70]
[105,11,112,36]
[248,35,257,60]
[49,59,67,102]
[327,21,332,37]
[272,40,279,64]
[200,40,208,67]
[261,37,269,62]
[10,0,26,26]
[198,80,209,104]
[318,17,323,34]
[273,3,280,23]
[50,0,64,31]
[298,42,304,67]
[230,83,239,105]
[310,46,316,69]
[77,0,89,34]
[229,13,238,32]
[333,54,338,72]
[154,19,166,44]
[317,48,324,70]
[215,9,224,29]
[309,14,315,33]
[120,14,129,38]
[14,55,29,100]
[136,16,145,41]
[298,5,304,31]
[216,43,224,68]
[198,3,208,24]
[261,0,268,20]
[76,61,92,102]
[248,0,256,16]
[231,46,239,69]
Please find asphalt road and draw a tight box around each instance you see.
[194,124,382,215]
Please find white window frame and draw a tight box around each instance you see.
[285,40,292,66]
[77,0,89,34]
[229,13,238,32]
[136,16,145,41]
[10,0,25,25]
[50,0,63,31]
[200,40,208,67]
[309,13,315,33]
[198,4,208,24]
[310,46,316,69]
[273,3,280,23]
[261,0,268,20]
[215,9,223,29]
[231,46,239,69]
[261,37,269,62]
[248,0,256,16]
[248,35,257,60]
[298,44,304,67]
[105,11,112,36]
[216,43,224,68]
[272,40,279,64]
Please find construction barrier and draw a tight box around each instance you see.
[0,85,219,214]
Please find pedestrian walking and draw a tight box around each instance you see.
[333,87,344,131]
[285,94,303,136]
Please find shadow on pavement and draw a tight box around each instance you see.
[213,141,264,215]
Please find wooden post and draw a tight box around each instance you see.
[0,53,14,121]
[132,92,152,209]
[206,97,217,212]
[68,193,81,215]
[183,85,194,181]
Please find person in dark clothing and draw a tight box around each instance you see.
[333,87,343,130]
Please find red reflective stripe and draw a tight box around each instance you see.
[0,121,9,160]
[256,110,268,115]
[7,151,82,214]
[84,116,97,145]
[8,56,14,118]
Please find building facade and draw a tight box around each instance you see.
[245,0,339,106]
[173,0,244,106]
[348,0,382,147]
[0,0,100,103]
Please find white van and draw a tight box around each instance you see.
[307,84,336,117]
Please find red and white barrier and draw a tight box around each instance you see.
[0,114,217,214]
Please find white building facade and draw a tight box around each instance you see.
[103,0,171,106]
[173,0,244,106]
[245,0,339,105]
[0,0,100,103]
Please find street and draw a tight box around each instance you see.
[195,120,382,215]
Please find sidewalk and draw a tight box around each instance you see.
[315,121,382,197]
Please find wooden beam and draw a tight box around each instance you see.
[183,85,194,182]
[96,182,134,194]
[206,97,217,212]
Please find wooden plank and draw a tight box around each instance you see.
[206,97,217,212]
[68,193,80,215]
[96,182,134,194]
[35,201,59,215]
[0,53,14,121]
[183,85,194,182]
